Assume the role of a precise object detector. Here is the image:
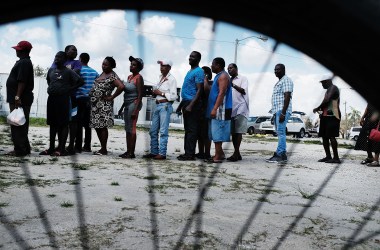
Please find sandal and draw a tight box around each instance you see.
[206,157,224,164]
[367,161,380,167]
[93,150,107,156]
[51,150,68,157]
[361,158,374,164]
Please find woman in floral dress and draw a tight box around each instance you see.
[89,56,124,155]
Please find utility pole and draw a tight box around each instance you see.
[344,101,348,139]
[234,35,268,64]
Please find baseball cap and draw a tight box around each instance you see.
[320,74,334,82]
[129,56,144,69]
[157,59,173,67]
[12,41,33,51]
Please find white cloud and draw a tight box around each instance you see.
[71,10,132,79]
[138,15,187,65]
[190,18,214,60]
[22,27,52,40]
[238,39,268,67]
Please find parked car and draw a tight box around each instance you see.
[348,126,361,141]
[259,115,307,138]
[305,126,319,138]
[246,116,271,135]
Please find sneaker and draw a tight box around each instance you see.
[143,153,157,159]
[177,154,195,161]
[195,153,205,159]
[318,157,332,162]
[266,153,279,163]
[325,158,341,164]
[280,153,287,163]
[82,146,92,152]
[153,154,166,160]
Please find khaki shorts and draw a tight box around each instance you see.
[231,114,248,134]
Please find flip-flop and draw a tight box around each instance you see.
[206,158,223,163]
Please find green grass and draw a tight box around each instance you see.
[0,116,46,126]
[111,181,119,186]
[297,186,316,200]
[61,201,74,207]
[114,196,123,201]
[71,163,90,170]
[47,194,56,198]
[0,202,9,207]
[32,158,46,165]
[143,175,160,180]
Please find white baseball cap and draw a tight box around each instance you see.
[320,73,334,82]
[157,59,173,67]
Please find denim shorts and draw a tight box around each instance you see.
[209,119,231,142]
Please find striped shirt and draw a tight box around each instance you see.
[270,75,293,114]
[76,66,99,98]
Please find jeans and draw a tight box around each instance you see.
[274,110,290,155]
[149,102,173,156]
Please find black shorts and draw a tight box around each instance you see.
[318,116,340,138]
[47,94,70,127]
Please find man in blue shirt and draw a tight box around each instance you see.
[75,53,99,152]
[176,51,204,161]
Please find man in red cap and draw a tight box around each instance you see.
[6,41,34,156]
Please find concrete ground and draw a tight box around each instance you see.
[0,124,379,249]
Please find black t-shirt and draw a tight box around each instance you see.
[6,57,34,105]
[46,67,82,96]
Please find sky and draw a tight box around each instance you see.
[0,9,367,122]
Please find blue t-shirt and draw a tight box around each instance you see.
[76,66,99,98]
[206,70,232,120]
[181,67,204,101]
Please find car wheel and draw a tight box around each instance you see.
[354,135,359,141]
[298,128,305,138]
[248,127,254,135]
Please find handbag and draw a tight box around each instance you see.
[369,123,380,142]
[7,107,26,126]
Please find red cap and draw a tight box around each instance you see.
[12,41,33,51]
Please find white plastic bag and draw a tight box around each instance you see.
[7,108,26,126]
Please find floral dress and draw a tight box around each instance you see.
[89,72,119,128]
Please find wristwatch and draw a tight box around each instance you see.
[15,96,20,101]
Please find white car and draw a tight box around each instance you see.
[348,126,361,141]
[247,116,272,135]
[259,116,306,138]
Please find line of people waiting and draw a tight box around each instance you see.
[5,41,379,166]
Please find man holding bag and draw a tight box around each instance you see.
[6,41,34,157]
